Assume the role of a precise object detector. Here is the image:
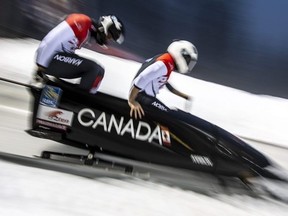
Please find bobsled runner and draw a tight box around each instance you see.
[25,77,288,197]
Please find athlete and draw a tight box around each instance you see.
[128,40,198,119]
[34,13,124,93]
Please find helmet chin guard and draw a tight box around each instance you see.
[167,40,198,74]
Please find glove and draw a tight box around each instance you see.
[184,96,193,112]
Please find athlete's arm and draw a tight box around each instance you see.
[166,82,190,100]
[166,82,193,112]
[128,85,144,119]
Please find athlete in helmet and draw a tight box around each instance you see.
[34,13,125,93]
[128,40,198,119]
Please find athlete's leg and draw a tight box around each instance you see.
[136,92,171,113]
[80,63,104,94]
[45,52,105,93]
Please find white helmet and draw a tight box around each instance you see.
[167,40,198,74]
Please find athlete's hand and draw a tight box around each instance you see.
[184,96,193,112]
[128,101,145,119]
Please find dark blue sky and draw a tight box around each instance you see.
[245,0,288,53]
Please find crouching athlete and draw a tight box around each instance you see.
[35,13,125,94]
[128,40,198,119]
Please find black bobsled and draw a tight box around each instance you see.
[26,78,287,184]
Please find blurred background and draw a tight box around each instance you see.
[1,0,288,98]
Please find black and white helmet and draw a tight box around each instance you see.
[93,15,124,46]
[167,40,198,74]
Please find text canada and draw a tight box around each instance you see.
[77,108,163,145]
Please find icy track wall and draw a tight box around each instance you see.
[1,38,288,149]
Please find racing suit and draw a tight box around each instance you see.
[130,53,175,113]
[129,52,192,123]
[36,13,104,93]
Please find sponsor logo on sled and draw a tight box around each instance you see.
[77,108,170,145]
[37,105,74,126]
[40,85,62,108]
[190,155,213,167]
[36,119,67,130]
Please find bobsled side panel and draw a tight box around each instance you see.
[28,80,268,177]
[216,127,271,168]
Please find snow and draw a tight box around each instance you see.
[0,38,288,215]
[1,161,287,216]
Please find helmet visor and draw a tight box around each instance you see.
[108,24,124,44]
[116,34,124,44]
[188,60,197,72]
[183,53,196,72]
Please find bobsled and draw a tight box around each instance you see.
[26,77,287,185]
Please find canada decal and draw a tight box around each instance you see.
[77,108,171,145]
[37,105,74,126]
[160,126,171,146]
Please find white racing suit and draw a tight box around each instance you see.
[35,13,104,93]
[131,53,175,113]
